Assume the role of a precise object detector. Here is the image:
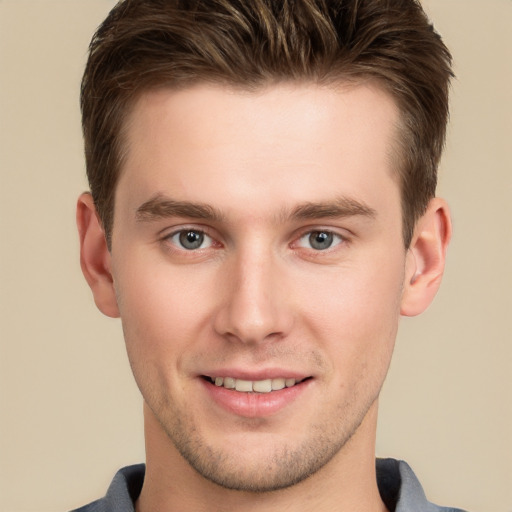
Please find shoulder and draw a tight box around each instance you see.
[70,464,145,512]
[376,458,469,512]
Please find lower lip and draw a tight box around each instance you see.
[201,378,311,418]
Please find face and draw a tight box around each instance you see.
[110,83,407,491]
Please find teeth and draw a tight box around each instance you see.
[224,377,236,389]
[252,379,272,393]
[235,379,253,392]
[272,378,285,390]
[212,376,298,393]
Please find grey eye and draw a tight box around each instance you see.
[308,231,334,250]
[298,230,343,251]
[173,230,208,250]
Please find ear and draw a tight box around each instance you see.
[400,198,452,317]
[76,192,120,318]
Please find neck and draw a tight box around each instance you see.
[136,402,388,512]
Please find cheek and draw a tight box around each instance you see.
[114,270,201,412]
[303,258,403,329]
[112,257,214,380]
[297,254,404,374]
[115,249,215,327]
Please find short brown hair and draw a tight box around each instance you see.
[81,0,453,247]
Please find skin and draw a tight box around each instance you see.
[77,82,451,512]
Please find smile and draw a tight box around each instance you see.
[208,376,302,393]
[202,374,312,417]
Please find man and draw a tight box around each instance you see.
[74,0,464,511]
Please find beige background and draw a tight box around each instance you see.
[0,1,510,511]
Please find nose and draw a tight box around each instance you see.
[213,247,294,345]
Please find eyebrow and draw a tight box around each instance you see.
[135,194,376,224]
[136,195,225,223]
[289,197,377,221]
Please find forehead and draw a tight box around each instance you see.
[116,82,401,220]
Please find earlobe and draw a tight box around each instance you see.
[400,198,452,317]
[76,193,120,318]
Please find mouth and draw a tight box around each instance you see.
[203,375,310,393]
[200,374,313,417]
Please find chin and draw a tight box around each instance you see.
[163,415,361,493]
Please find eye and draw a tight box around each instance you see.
[169,229,213,250]
[298,230,343,251]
